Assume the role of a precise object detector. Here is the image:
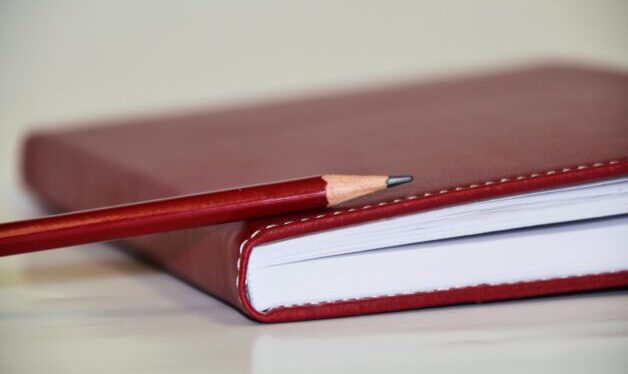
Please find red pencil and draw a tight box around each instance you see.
[0,174,412,257]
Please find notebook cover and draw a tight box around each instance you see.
[22,64,628,322]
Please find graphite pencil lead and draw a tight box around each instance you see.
[386,175,413,188]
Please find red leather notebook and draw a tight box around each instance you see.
[22,64,628,322]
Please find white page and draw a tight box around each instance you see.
[247,177,628,311]
[248,215,628,311]
[251,177,628,268]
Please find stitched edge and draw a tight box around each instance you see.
[258,270,628,311]
[235,159,626,310]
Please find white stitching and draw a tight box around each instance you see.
[236,159,626,309]
[257,270,626,311]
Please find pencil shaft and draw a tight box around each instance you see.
[0,177,327,256]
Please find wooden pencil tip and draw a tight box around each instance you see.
[386,175,413,188]
[323,174,414,206]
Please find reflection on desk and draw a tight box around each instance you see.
[1,243,627,374]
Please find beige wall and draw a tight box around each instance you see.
[1,0,627,216]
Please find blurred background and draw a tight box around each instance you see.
[2,0,628,221]
[1,1,628,373]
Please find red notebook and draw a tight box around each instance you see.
[22,64,628,322]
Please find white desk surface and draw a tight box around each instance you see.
[1,1,627,373]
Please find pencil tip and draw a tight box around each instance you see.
[386,175,413,188]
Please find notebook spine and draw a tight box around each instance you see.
[21,133,244,310]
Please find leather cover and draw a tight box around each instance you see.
[22,64,628,322]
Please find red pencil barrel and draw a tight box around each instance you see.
[0,177,327,256]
